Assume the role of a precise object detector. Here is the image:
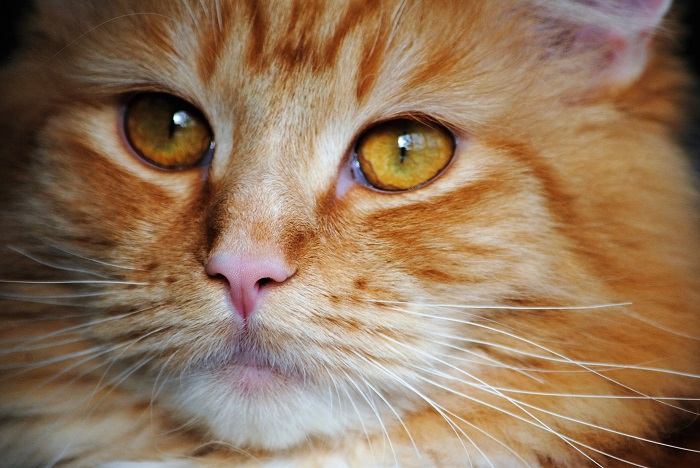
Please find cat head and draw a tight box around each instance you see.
[1,0,698,461]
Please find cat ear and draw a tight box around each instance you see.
[539,0,672,87]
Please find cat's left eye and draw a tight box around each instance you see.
[123,93,214,170]
[353,119,455,191]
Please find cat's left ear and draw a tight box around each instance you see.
[540,0,673,88]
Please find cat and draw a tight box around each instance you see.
[0,0,699,466]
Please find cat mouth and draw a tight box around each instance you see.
[222,348,302,393]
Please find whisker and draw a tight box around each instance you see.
[0,304,159,347]
[32,343,132,390]
[390,306,699,416]
[0,291,120,300]
[417,362,700,454]
[0,297,106,307]
[0,336,88,356]
[381,335,606,467]
[430,331,700,380]
[473,387,700,401]
[184,440,260,463]
[351,352,483,467]
[368,298,633,311]
[431,347,628,374]
[513,398,700,454]
[149,350,181,423]
[48,244,143,272]
[411,371,644,467]
[341,369,398,467]
[0,344,108,372]
[1,311,103,324]
[46,12,175,62]
[623,310,700,341]
[0,279,146,285]
[393,336,700,457]
[390,338,638,466]
[90,326,167,399]
[6,245,111,279]
[433,342,544,383]
[327,367,374,457]
[355,364,421,458]
[47,353,156,468]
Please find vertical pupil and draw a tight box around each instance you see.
[397,132,411,163]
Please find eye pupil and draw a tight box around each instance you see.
[399,142,408,163]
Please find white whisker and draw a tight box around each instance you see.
[0,291,120,300]
[475,387,700,401]
[0,336,88,356]
[431,331,700,380]
[381,335,606,467]
[0,279,146,285]
[433,341,544,383]
[352,352,481,468]
[353,357,420,458]
[7,245,111,279]
[149,350,180,423]
[341,369,398,467]
[0,305,158,347]
[412,371,645,468]
[390,335,700,459]
[390,306,699,417]
[369,298,633,311]
[417,363,700,454]
[376,351,534,468]
[328,367,374,457]
[623,310,700,341]
[48,244,143,271]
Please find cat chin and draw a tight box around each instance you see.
[161,376,360,450]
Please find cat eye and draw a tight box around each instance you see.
[123,93,214,169]
[353,119,455,191]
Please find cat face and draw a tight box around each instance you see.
[1,0,698,464]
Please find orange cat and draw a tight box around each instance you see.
[0,1,698,466]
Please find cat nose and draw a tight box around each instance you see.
[205,253,293,320]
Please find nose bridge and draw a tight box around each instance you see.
[210,116,316,247]
[209,172,288,255]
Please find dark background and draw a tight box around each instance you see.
[0,1,698,166]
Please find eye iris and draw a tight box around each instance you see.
[125,93,212,169]
[356,119,454,191]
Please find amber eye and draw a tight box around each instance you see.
[124,93,213,169]
[354,119,455,191]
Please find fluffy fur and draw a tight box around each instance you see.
[0,0,698,466]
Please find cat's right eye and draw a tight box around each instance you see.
[353,119,455,191]
[123,93,214,170]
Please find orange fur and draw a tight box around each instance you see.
[0,1,698,466]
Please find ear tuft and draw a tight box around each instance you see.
[536,0,673,87]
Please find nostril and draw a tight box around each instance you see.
[211,273,229,285]
[256,277,273,288]
[205,253,295,319]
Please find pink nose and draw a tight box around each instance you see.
[205,253,293,320]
